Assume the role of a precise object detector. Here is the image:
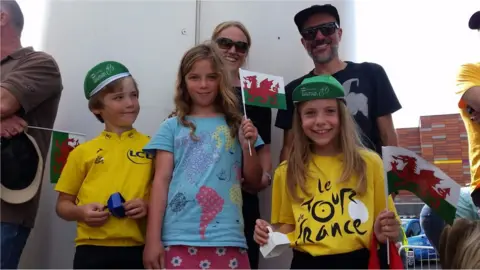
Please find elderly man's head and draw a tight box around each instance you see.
[0,0,24,39]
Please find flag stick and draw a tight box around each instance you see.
[382,146,391,266]
[239,69,252,156]
[27,126,86,137]
[243,117,253,156]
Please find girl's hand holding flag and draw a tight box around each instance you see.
[238,118,258,153]
[373,210,400,244]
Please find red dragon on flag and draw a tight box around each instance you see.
[239,69,286,110]
[383,146,461,225]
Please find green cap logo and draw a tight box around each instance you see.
[292,75,344,104]
[84,61,130,100]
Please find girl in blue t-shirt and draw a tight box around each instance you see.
[142,42,264,269]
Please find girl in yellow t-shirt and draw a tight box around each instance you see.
[254,75,400,269]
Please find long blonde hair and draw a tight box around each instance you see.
[286,100,368,201]
[211,21,252,48]
[174,42,243,140]
[439,218,480,269]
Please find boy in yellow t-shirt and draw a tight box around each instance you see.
[253,75,400,269]
[55,61,153,269]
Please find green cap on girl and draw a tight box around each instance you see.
[292,75,344,103]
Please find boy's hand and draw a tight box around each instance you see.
[238,118,258,151]
[374,210,400,244]
[253,219,271,246]
[124,198,147,219]
[79,203,109,227]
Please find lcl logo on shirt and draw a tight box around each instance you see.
[127,150,154,164]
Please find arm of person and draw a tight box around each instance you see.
[370,152,401,239]
[456,63,480,111]
[279,130,293,162]
[270,163,296,226]
[55,148,86,221]
[270,163,297,243]
[56,193,84,221]
[142,119,175,244]
[145,151,173,243]
[455,187,479,220]
[0,87,21,118]
[251,107,273,189]
[242,138,264,191]
[243,144,273,193]
[377,115,398,147]
[370,63,401,147]
[259,144,272,176]
[1,52,62,118]
[275,81,296,162]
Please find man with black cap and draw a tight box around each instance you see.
[275,4,402,161]
[0,0,63,268]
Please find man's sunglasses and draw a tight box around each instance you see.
[301,22,339,41]
[215,37,249,54]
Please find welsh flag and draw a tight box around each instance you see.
[382,146,461,225]
[239,69,286,110]
[50,130,85,184]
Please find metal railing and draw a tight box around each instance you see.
[398,245,440,269]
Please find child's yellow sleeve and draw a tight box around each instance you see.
[270,162,295,225]
[54,147,86,196]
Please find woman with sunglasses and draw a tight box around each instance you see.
[211,21,272,269]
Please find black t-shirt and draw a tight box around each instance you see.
[275,61,402,154]
[234,86,272,145]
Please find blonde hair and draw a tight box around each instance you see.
[174,42,242,140]
[439,218,480,269]
[286,100,368,201]
[211,21,252,48]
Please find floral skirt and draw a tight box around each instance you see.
[164,245,250,269]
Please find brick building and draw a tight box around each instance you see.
[395,113,470,205]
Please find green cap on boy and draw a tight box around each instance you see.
[84,61,131,100]
[292,75,344,103]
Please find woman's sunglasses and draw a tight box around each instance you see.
[300,22,339,41]
[215,37,249,54]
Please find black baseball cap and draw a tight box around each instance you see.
[469,11,480,30]
[294,4,340,32]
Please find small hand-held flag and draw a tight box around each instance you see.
[50,130,85,184]
[239,69,286,155]
[382,146,461,225]
[239,68,287,110]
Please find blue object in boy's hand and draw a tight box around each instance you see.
[107,192,126,218]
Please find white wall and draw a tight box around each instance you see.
[19,0,197,268]
[17,0,356,268]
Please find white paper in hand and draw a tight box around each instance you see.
[259,227,291,259]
